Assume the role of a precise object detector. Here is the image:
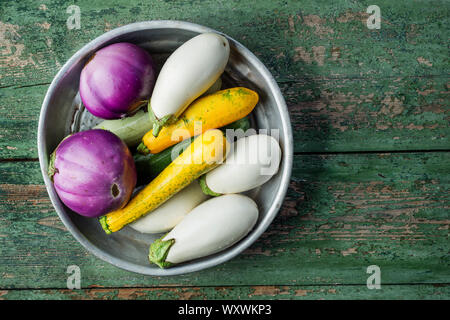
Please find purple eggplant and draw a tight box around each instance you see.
[79,42,156,119]
[48,129,137,217]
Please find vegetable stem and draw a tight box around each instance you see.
[137,142,150,155]
[99,216,112,234]
[47,151,57,182]
[148,237,175,268]
[148,102,175,137]
[199,175,221,197]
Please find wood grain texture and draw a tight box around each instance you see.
[0,284,448,300]
[0,153,448,290]
[0,0,449,300]
[1,0,448,87]
[0,0,449,158]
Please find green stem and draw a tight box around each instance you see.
[147,101,175,137]
[48,134,73,182]
[199,175,222,197]
[137,142,150,155]
[99,216,112,235]
[148,237,175,268]
[47,151,57,182]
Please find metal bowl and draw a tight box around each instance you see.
[38,21,293,276]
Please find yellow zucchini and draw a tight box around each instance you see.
[100,129,229,234]
[139,87,258,154]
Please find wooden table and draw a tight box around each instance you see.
[0,0,448,300]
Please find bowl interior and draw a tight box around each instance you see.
[39,23,291,275]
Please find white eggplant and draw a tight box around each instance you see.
[200,134,281,195]
[149,32,230,136]
[148,194,258,268]
[129,181,209,234]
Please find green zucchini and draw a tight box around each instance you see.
[134,138,193,185]
[94,109,153,147]
[222,115,251,132]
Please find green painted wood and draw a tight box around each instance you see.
[0,0,449,158]
[1,0,448,88]
[1,284,449,300]
[1,153,448,289]
[0,0,449,300]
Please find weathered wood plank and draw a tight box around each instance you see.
[0,284,448,300]
[286,75,449,152]
[0,86,42,159]
[0,152,448,288]
[1,0,448,87]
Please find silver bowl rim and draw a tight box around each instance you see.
[37,20,294,276]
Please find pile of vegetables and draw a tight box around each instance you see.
[49,33,282,268]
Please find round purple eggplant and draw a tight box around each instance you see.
[79,42,156,119]
[48,129,137,217]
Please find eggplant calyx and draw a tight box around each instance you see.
[99,216,112,235]
[125,100,148,116]
[199,175,222,197]
[148,237,175,269]
[48,134,74,182]
[47,151,58,182]
[147,102,176,137]
[152,114,174,137]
